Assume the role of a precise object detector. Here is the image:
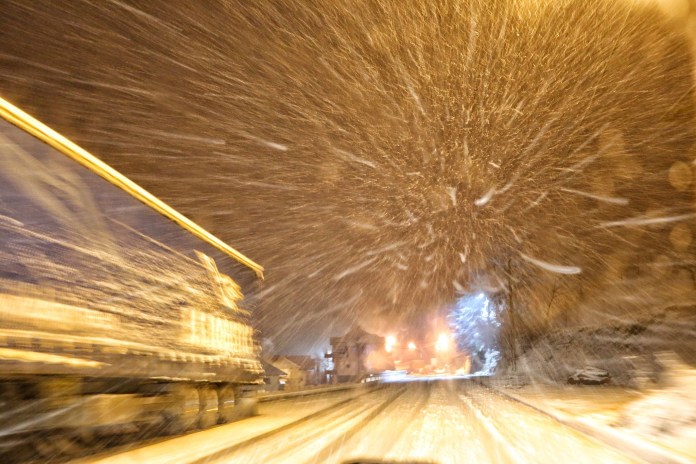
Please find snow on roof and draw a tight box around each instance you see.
[261,359,287,376]
[271,354,316,370]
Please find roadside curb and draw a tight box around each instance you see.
[490,385,692,464]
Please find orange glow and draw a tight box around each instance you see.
[385,335,396,353]
[435,333,450,353]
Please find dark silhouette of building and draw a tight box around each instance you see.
[326,325,389,383]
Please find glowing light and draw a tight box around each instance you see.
[449,292,502,374]
[385,335,396,353]
[407,341,417,351]
[435,333,450,353]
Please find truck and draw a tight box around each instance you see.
[0,96,264,457]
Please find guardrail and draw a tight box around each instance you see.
[251,383,366,402]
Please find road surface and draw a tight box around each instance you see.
[83,379,637,464]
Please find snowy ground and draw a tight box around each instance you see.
[496,353,696,462]
[82,380,639,464]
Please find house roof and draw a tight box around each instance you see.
[330,324,383,344]
[271,355,316,370]
[261,360,287,377]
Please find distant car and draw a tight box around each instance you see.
[359,370,410,383]
[342,461,436,464]
[568,367,610,385]
[360,373,381,383]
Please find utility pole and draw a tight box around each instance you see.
[506,257,517,372]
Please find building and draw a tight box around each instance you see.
[268,355,319,390]
[326,325,391,383]
[261,360,287,392]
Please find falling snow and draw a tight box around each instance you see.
[0,0,694,356]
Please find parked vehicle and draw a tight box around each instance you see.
[0,97,264,453]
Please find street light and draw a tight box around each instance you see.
[407,341,416,351]
[435,333,449,353]
[385,335,396,353]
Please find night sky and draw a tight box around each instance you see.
[1,0,694,353]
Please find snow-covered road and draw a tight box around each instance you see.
[82,380,638,464]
